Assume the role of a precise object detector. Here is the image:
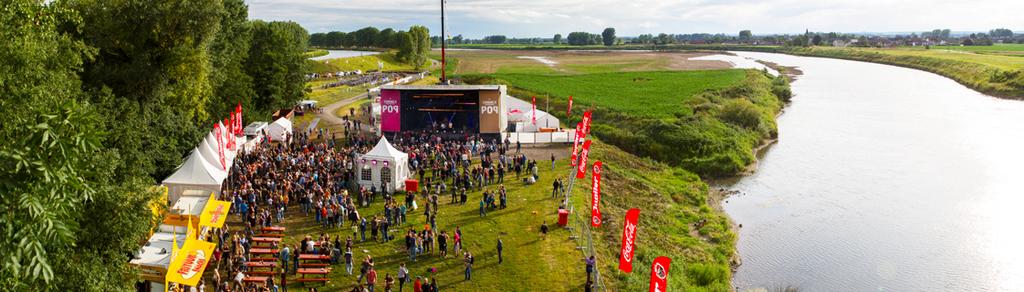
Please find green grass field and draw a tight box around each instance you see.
[307,52,425,74]
[930,43,1024,54]
[480,70,747,119]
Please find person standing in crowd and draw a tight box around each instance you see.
[463,251,474,280]
[366,266,378,292]
[584,255,596,282]
[345,247,355,275]
[280,244,290,274]
[496,238,504,264]
[398,263,409,291]
[550,153,556,170]
[413,276,422,292]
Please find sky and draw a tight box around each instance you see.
[247,0,1024,38]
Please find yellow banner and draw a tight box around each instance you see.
[199,193,231,228]
[165,238,215,287]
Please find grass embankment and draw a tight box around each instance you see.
[307,52,424,74]
[465,70,788,177]
[778,46,1024,98]
[304,49,330,58]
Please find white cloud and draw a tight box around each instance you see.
[247,0,1024,38]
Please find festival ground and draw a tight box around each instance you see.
[222,143,591,291]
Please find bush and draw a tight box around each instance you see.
[685,263,730,286]
[718,98,761,129]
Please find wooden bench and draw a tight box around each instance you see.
[298,263,329,268]
[247,271,277,276]
[256,233,285,238]
[250,257,278,262]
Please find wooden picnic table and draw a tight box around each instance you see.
[252,237,282,243]
[295,268,330,285]
[245,261,278,269]
[248,248,279,255]
[298,254,330,261]
[261,226,286,233]
[243,276,268,286]
[256,233,285,238]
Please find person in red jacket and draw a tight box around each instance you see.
[366,267,378,292]
[413,276,423,292]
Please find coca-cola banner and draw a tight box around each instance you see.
[619,208,640,273]
[567,95,573,117]
[531,96,536,125]
[571,122,581,167]
[236,103,243,135]
[581,110,593,137]
[575,140,592,179]
[380,89,401,132]
[214,125,225,170]
[591,160,602,227]
[649,256,672,292]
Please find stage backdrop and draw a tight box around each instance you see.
[381,89,401,132]
[479,90,501,133]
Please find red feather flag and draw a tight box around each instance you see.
[571,122,581,166]
[575,140,591,179]
[649,256,672,292]
[531,96,536,125]
[619,208,640,273]
[567,95,574,117]
[591,160,602,227]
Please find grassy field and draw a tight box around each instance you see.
[930,43,1024,54]
[307,52,425,74]
[480,70,746,119]
[435,50,733,75]
[304,49,330,58]
[779,46,1024,98]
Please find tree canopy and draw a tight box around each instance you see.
[601,27,616,46]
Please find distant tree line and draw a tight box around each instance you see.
[1,0,310,290]
[309,26,431,66]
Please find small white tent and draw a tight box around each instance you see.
[198,137,227,172]
[358,137,409,192]
[162,148,226,202]
[267,117,293,143]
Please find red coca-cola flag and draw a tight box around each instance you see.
[649,256,672,292]
[591,160,602,227]
[567,95,574,117]
[214,125,226,170]
[224,118,233,150]
[531,96,537,125]
[236,103,243,135]
[571,122,581,166]
[619,208,640,273]
[581,110,593,137]
[575,140,591,179]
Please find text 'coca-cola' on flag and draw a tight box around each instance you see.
[619,208,640,273]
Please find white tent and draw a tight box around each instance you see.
[162,148,226,202]
[216,121,238,165]
[267,117,293,143]
[505,95,560,132]
[198,137,227,172]
[358,137,409,192]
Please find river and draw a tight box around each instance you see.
[309,50,380,61]
[721,52,1024,291]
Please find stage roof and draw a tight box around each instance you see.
[381,85,503,91]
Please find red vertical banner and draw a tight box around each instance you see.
[224,118,234,150]
[571,122,581,166]
[214,125,226,170]
[591,161,602,227]
[581,110,593,136]
[619,208,640,273]
[567,95,574,117]
[531,96,537,125]
[575,140,591,178]
[236,103,243,135]
[649,256,672,292]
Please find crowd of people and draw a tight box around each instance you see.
[187,118,554,292]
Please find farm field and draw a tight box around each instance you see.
[436,49,735,75]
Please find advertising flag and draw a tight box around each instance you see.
[531,96,537,125]
[575,140,591,179]
[165,239,216,287]
[236,103,243,135]
[200,193,232,229]
[571,122,581,166]
[649,256,672,292]
[213,125,225,170]
[581,110,593,137]
[591,161,602,227]
[567,95,574,117]
[619,208,641,273]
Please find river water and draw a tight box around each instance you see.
[721,52,1024,291]
[308,50,380,61]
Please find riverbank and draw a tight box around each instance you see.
[459,65,790,290]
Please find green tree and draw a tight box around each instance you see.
[247,20,310,117]
[553,33,562,44]
[602,27,616,46]
[208,0,255,124]
[657,33,673,45]
[1,2,157,291]
[739,30,752,42]
[326,31,347,48]
[378,28,397,48]
[353,26,380,48]
[408,25,431,69]
[396,31,415,62]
